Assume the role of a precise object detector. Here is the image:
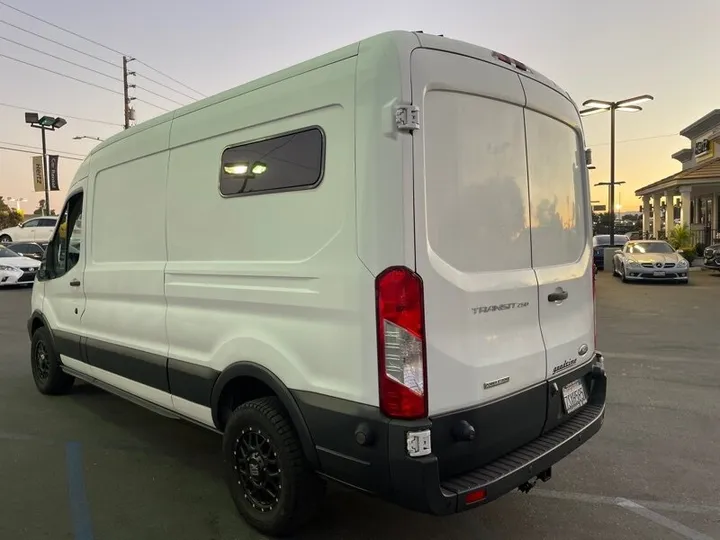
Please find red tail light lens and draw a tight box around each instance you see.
[375,266,428,419]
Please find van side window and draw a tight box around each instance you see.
[44,192,83,279]
[219,127,324,197]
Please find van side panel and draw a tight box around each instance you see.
[354,31,419,275]
[80,122,172,409]
[164,57,372,407]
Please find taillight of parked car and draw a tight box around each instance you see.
[375,266,428,419]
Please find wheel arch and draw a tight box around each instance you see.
[211,361,319,468]
[27,309,51,341]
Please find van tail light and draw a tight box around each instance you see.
[375,266,428,419]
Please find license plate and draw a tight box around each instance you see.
[562,379,588,414]
[653,271,665,277]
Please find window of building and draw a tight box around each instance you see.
[219,127,324,197]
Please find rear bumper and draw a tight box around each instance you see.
[293,353,607,515]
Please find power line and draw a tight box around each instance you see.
[0,19,119,68]
[134,98,170,113]
[0,0,206,98]
[0,145,84,161]
[0,53,123,95]
[0,102,122,127]
[134,85,186,107]
[0,141,85,157]
[0,34,122,83]
[134,60,206,98]
[0,0,126,56]
[588,133,680,147]
[135,72,199,101]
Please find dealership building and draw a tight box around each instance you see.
[635,110,720,245]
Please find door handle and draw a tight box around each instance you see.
[548,288,568,302]
[69,279,81,287]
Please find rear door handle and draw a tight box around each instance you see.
[548,288,568,302]
[69,279,81,287]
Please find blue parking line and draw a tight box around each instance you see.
[65,442,94,540]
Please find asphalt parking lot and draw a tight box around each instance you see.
[1,272,720,540]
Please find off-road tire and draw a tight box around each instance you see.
[30,326,75,395]
[223,396,325,537]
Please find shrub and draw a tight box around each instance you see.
[695,243,706,257]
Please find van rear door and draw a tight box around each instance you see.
[410,49,547,422]
[520,77,596,429]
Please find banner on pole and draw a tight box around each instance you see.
[48,155,59,191]
[32,155,44,193]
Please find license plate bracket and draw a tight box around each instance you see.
[561,378,588,414]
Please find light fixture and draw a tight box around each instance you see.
[38,115,55,127]
[251,162,267,175]
[52,117,67,129]
[582,99,612,109]
[616,94,654,108]
[224,162,249,175]
[615,106,641,113]
[579,107,609,117]
[24,112,39,124]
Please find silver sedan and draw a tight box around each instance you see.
[612,240,690,283]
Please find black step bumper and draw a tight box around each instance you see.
[293,353,607,516]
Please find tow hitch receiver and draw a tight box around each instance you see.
[518,467,552,494]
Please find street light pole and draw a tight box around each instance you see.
[24,112,67,217]
[580,94,653,246]
[609,105,616,243]
[40,125,49,216]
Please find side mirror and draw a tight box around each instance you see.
[615,249,622,254]
[677,249,684,254]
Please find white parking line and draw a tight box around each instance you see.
[533,490,717,540]
[601,351,718,364]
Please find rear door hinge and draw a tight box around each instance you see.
[395,104,420,131]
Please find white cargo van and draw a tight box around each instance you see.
[28,30,606,536]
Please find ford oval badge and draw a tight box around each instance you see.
[578,343,589,356]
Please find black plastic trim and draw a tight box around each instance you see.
[85,337,170,393]
[211,362,319,468]
[167,358,219,407]
[292,390,392,494]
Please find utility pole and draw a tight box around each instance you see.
[122,56,136,129]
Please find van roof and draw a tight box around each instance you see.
[89,30,573,158]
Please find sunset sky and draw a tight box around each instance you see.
[1,0,718,214]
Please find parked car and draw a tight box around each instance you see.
[592,234,629,270]
[0,245,40,286]
[7,241,46,261]
[0,216,58,244]
[26,30,607,536]
[612,240,689,283]
[703,244,720,271]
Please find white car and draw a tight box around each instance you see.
[0,216,58,244]
[612,240,690,283]
[27,31,606,536]
[0,245,40,286]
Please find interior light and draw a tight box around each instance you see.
[223,162,249,175]
[251,163,267,175]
